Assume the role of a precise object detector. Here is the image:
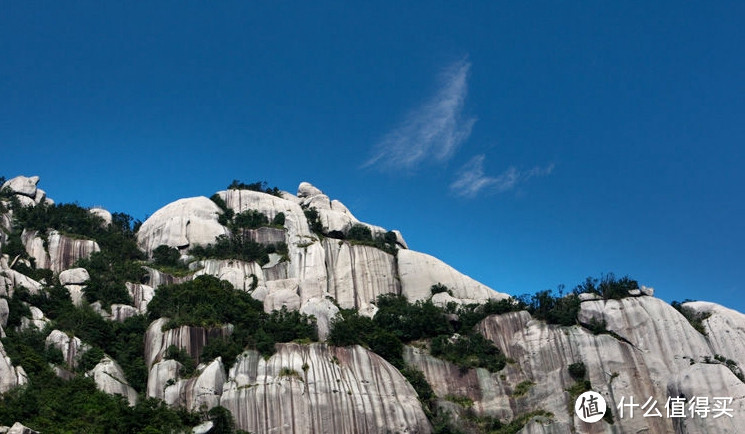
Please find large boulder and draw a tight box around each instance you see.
[0,299,8,329]
[19,306,49,331]
[1,176,39,198]
[0,341,28,394]
[164,357,225,411]
[45,329,88,370]
[126,282,155,313]
[87,355,138,406]
[89,207,113,226]
[22,230,100,273]
[397,249,508,303]
[192,259,264,292]
[144,318,233,369]
[137,197,228,255]
[4,422,39,434]
[59,267,90,285]
[221,343,430,434]
[0,268,42,298]
[147,359,182,400]
[299,297,339,341]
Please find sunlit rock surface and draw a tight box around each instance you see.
[144,318,233,369]
[220,343,430,434]
[21,230,99,273]
[397,249,508,303]
[0,341,28,394]
[137,197,228,255]
[88,355,138,406]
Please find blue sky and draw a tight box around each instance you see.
[2,2,744,312]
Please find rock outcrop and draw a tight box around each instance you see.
[89,207,113,226]
[125,282,154,313]
[87,355,138,406]
[192,259,264,293]
[137,196,228,255]
[0,176,50,208]
[0,341,28,394]
[2,422,39,434]
[683,301,745,369]
[164,357,225,411]
[405,296,745,433]
[220,343,430,434]
[21,230,100,273]
[397,249,508,303]
[19,306,49,332]
[59,267,90,285]
[144,318,233,369]
[323,239,400,312]
[45,329,88,370]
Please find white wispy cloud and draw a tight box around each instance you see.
[364,59,476,170]
[450,155,554,198]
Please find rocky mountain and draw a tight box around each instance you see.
[0,174,743,433]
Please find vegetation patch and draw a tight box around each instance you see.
[227,179,283,197]
[430,333,506,373]
[511,380,535,398]
[574,273,639,300]
[444,394,474,408]
[671,300,711,335]
[148,275,317,366]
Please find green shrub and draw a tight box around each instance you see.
[430,283,452,296]
[233,209,269,229]
[347,224,373,242]
[303,207,324,235]
[79,347,106,373]
[152,245,182,268]
[671,300,711,335]
[430,333,506,372]
[511,380,535,397]
[272,212,285,227]
[456,297,526,331]
[525,289,580,326]
[165,345,197,377]
[227,180,282,197]
[373,294,453,342]
[574,273,639,300]
[568,362,586,381]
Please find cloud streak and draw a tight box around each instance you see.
[450,155,554,198]
[364,59,476,170]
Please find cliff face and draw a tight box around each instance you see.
[1,175,744,433]
[136,183,509,317]
[403,296,745,433]
[220,343,431,434]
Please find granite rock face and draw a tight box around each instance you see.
[397,249,508,303]
[45,329,88,370]
[21,230,100,273]
[89,207,113,226]
[88,355,138,406]
[220,343,431,434]
[144,318,233,369]
[137,196,228,255]
[1,176,39,199]
[164,357,225,411]
[683,301,745,370]
[0,341,28,394]
[405,296,745,433]
[59,268,90,285]
[323,239,400,311]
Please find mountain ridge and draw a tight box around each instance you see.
[1,174,743,433]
